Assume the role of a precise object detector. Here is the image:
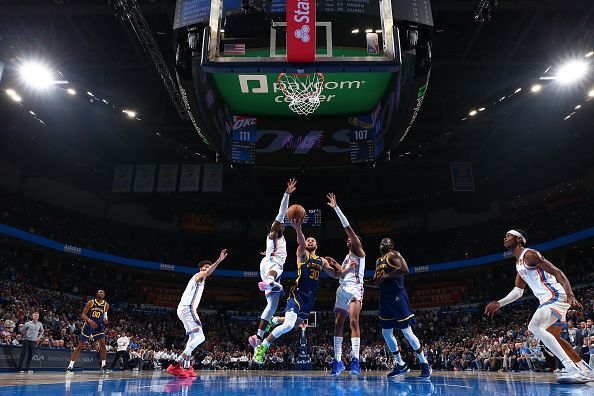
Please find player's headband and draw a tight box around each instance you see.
[507,230,526,244]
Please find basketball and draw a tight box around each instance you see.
[287,204,306,221]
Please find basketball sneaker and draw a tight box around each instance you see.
[258,281,283,293]
[387,363,410,378]
[419,363,432,378]
[330,359,345,376]
[253,343,269,364]
[166,363,189,378]
[65,368,74,374]
[265,321,278,333]
[349,358,361,375]
[248,335,262,349]
[184,366,197,377]
[556,366,589,384]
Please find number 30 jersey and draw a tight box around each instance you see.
[290,254,324,300]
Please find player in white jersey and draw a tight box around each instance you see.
[248,178,297,349]
[485,230,592,384]
[167,249,228,378]
[325,193,365,376]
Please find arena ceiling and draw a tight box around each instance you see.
[0,0,593,206]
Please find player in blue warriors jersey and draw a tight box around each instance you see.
[368,238,431,378]
[253,217,337,364]
[66,290,110,373]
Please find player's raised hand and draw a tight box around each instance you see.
[326,193,337,208]
[218,249,228,262]
[484,301,501,317]
[289,217,303,229]
[286,178,297,194]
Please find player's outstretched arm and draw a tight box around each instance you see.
[484,274,526,317]
[326,193,365,257]
[103,303,109,324]
[525,250,583,309]
[270,178,297,236]
[321,258,340,279]
[197,249,228,281]
[290,217,307,263]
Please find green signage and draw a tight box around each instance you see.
[211,72,393,117]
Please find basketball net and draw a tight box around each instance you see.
[278,73,324,115]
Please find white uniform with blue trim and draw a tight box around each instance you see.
[177,274,205,334]
[516,248,569,322]
[334,253,365,315]
[259,236,287,283]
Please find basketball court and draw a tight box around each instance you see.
[0,370,590,395]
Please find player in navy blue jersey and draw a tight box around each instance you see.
[66,290,109,373]
[253,217,338,364]
[368,238,431,378]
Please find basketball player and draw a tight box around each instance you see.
[248,178,297,349]
[66,290,109,373]
[167,249,228,378]
[368,238,431,378]
[253,217,335,364]
[485,230,591,384]
[324,193,365,376]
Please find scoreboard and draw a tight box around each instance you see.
[283,209,322,227]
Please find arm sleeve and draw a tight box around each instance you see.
[104,311,108,321]
[333,206,350,228]
[497,287,524,307]
[275,193,290,223]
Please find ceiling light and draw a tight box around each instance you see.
[514,88,522,93]
[29,110,36,115]
[67,88,76,95]
[351,29,359,34]
[469,110,477,116]
[588,89,594,97]
[6,89,17,97]
[531,84,542,93]
[87,91,93,96]
[365,29,373,33]
[122,109,137,118]
[555,60,588,84]
[479,107,485,111]
[586,51,593,58]
[375,29,382,33]
[19,62,55,89]
[575,105,581,110]
[10,93,22,102]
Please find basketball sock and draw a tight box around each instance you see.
[392,352,405,366]
[416,350,428,364]
[101,360,106,367]
[334,336,343,361]
[262,339,271,347]
[68,361,75,369]
[183,360,191,369]
[351,337,360,359]
[257,329,266,338]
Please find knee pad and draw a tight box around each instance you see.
[271,311,298,339]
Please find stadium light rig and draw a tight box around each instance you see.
[555,60,588,84]
[19,62,67,89]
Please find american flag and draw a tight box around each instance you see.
[224,43,246,55]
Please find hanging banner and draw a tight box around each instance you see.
[202,164,223,192]
[451,162,475,192]
[156,164,178,192]
[179,164,202,192]
[112,165,134,193]
[133,164,156,192]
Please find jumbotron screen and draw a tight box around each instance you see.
[283,209,322,227]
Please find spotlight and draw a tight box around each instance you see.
[19,62,55,89]
[531,84,542,93]
[67,88,76,95]
[351,29,359,34]
[469,110,477,116]
[555,60,588,84]
[586,51,593,58]
[588,89,594,97]
[6,89,16,96]
[575,105,581,110]
[479,107,486,111]
[365,29,373,33]
[514,88,522,93]
[6,89,22,102]
[87,91,93,96]
[122,109,137,118]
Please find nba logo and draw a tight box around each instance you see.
[366,33,379,54]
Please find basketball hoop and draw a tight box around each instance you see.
[278,72,324,115]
